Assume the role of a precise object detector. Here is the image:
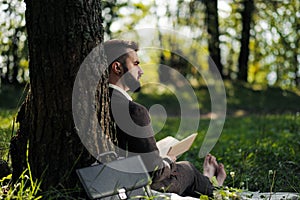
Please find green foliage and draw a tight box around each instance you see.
[213,187,243,200]
[0,0,28,85]
[1,0,299,90]
[252,0,300,88]
[103,0,300,88]
[102,0,153,38]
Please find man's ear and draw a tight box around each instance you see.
[111,61,122,75]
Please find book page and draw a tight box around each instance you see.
[156,133,198,157]
[167,133,197,157]
[156,136,179,157]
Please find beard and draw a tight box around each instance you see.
[123,72,141,93]
[121,64,141,93]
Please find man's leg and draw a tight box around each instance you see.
[176,161,215,197]
[151,160,214,197]
[150,154,226,197]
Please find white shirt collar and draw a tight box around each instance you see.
[109,83,132,101]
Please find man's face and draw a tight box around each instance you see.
[122,50,144,92]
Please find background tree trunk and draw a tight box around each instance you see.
[237,0,254,82]
[10,0,114,194]
[204,0,224,78]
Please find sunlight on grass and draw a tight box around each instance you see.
[0,163,42,199]
[0,110,17,129]
[0,109,18,160]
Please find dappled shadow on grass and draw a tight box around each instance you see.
[136,80,300,116]
[223,81,300,115]
[0,84,27,110]
[135,91,182,116]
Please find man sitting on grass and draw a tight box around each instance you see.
[104,39,226,198]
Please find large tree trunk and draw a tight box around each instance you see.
[10,0,114,194]
[237,0,254,82]
[204,0,224,78]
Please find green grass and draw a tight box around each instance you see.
[136,81,300,193]
[0,167,42,200]
[0,84,25,160]
[0,82,300,197]
[135,80,300,115]
[224,81,300,114]
[149,114,300,193]
[0,109,17,160]
[169,114,300,193]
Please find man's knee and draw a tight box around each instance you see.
[176,161,195,172]
[151,176,181,194]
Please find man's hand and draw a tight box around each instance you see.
[168,155,177,162]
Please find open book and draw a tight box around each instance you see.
[156,133,198,157]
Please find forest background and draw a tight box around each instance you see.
[0,0,299,198]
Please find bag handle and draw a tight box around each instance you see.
[91,151,123,166]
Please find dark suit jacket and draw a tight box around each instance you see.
[109,87,175,182]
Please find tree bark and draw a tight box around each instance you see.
[237,0,254,82]
[204,0,224,78]
[10,0,114,194]
[12,30,19,85]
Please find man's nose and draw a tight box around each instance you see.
[138,66,144,75]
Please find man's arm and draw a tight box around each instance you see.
[127,102,176,181]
